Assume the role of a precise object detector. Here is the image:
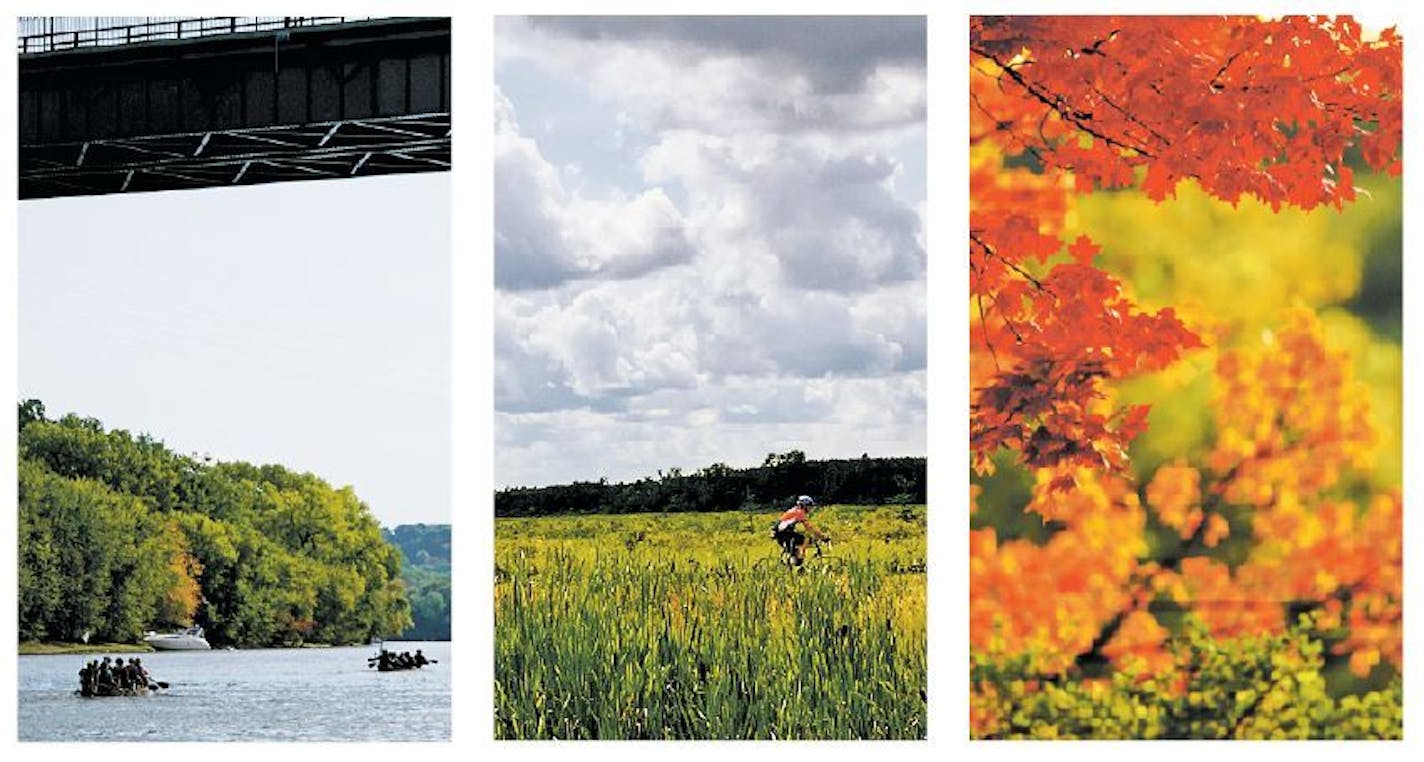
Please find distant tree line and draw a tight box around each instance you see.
[18,400,412,647]
[386,523,450,571]
[495,451,927,517]
[384,523,450,641]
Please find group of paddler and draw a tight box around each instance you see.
[369,648,435,672]
[73,647,437,697]
[77,656,166,697]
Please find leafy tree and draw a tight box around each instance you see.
[969,16,1402,738]
[17,459,173,642]
[17,402,412,647]
[972,621,1400,739]
[385,524,450,640]
[18,398,45,431]
[970,15,1400,477]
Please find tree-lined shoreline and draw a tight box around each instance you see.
[495,451,926,518]
[18,400,418,649]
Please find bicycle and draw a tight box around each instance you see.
[754,532,838,571]
[800,536,848,572]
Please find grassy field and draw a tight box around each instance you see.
[495,504,926,739]
[18,642,154,655]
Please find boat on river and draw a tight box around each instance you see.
[77,684,160,698]
[369,648,436,672]
[143,625,210,651]
[377,661,427,672]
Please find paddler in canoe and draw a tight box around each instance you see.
[77,656,168,697]
[368,648,438,672]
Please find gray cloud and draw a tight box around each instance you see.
[761,153,925,291]
[500,16,926,136]
[642,134,925,292]
[495,17,926,484]
[497,269,925,417]
[526,16,925,93]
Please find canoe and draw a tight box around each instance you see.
[376,663,428,672]
[77,685,156,698]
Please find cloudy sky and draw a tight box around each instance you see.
[495,16,926,488]
[20,174,450,526]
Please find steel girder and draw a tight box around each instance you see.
[20,111,450,199]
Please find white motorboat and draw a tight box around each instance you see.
[143,625,210,651]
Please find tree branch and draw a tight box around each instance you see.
[971,45,1157,158]
[1089,82,1172,148]
[970,232,1049,293]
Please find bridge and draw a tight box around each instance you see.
[18,17,451,200]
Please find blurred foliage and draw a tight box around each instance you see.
[972,620,1401,739]
[1069,175,1402,487]
[974,171,1402,564]
[971,167,1402,729]
[969,17,1401,740]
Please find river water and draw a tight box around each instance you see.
[18,640,450,741]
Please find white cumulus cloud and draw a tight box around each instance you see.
[495,17,926,486]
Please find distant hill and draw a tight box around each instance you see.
[495,451,926,517]
[386,523,451,571]
[384,523,450,641]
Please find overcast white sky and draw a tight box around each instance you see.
[495,16,926,489]
[19,173,450,526]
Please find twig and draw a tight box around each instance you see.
[977,292,1002,373]
[970,232,1049,293]
[971,45,1156,158]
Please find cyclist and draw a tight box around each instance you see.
[771,495,829,567]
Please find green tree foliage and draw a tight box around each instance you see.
[386,523,451,570]
[972,622,1401,739]
[400,565,451,641]
[384,524,451,640]
[495,453,926,517]
[17,401,411,647]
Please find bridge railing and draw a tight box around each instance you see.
[17,16,373,55]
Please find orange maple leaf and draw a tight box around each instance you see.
[1067,234,1101,265]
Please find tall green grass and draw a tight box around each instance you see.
[495,505,926,739]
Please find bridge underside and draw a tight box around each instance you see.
[19,17,450,200]
[22,112,449,198]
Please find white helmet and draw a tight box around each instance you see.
[797,495,815,507]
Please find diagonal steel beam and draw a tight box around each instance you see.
[27,137,449,176]
[318,122,343,147]
[388,151,450,168]
[258,159,333,176]
[347,120,433,139]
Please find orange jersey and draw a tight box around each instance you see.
[777,506,808,531]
